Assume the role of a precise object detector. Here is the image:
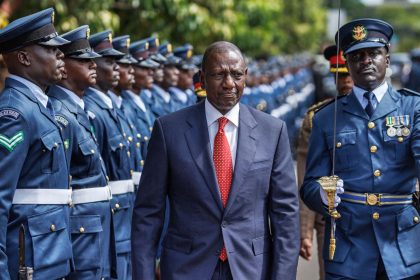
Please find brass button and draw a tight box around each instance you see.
[115,203,120,209]
[336,142,342,148]
[130,124,134,129]
[128,136,133,142]
[373,212,380,220]
[130,170,133,176]
[123,133,127,138]
[69,175,72,182]
[119,143,123,148]
[91,149,95,154]
[127,151,131,157]
[373,170,381,177]
[137,133,141,138]
[414,216,419,223]
[106,175,109,182]
[144,136,149,141]
[370,146,378,153]
[79,227,85,233]
[398,137,404,143]
[368,122,375,129]
[149,127,153,132]
[111,209,115,214]
[54,142,58,148]
[50,224,56,232]
[140,160,144,166]
[136,142,140,148]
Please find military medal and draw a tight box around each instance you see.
[401,115,411,137]
[386,116,397,137]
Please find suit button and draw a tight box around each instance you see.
[79,227,85,233]
[373,170,381,177]
[137,133,142,139]
[398,137,404,143]
[370,146,377,153]
[115,203,120,209]
[373,212,380,220]
[414,216,419,223]
[336,142,342,148]
[50,224,56,232]
[368,122,375,129]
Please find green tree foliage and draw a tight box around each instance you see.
[7,0,326,56]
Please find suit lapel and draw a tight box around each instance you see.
[342,91,369,120]
[185,102,223,211]
[224,105,257,216]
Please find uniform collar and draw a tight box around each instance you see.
[152,84,171,103]
[126,90,146,112]
[353,82,388,105]
[56,85,85,110]
[108,90,122,109]
[205,98,239,128]
[88,87,113,109]
[8,74,48,108]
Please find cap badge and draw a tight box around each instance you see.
[352,25,367,41]
[167,43,172,53]
[126,38,131,48]
[187,49,193,59]
[86,28,90,39]
[51,11,55,24]
[108,33,113,43]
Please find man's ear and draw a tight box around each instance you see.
[16,49,31,66]
[199,69,205,89]
[386,53,390,68]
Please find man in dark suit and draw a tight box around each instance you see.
[131,41,299,280]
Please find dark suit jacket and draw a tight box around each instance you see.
[131,101,299,280]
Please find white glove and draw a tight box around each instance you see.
[320,178,344,207]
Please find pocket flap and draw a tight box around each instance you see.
[28,207,67,237]
[163,233,192,254]
[41,130,62,151]
[111,194,131,210]
[398,206,419,231]
[252,235,272,256]
[109,134,125,152]
[70,215,102,234]
[326,131,357,149]
[78,138,96,156]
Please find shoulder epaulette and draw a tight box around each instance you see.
[398,88,420,97]
[313,95,347,114]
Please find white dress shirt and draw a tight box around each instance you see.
[205,98,239,169]
[9,74,48,108]
[57,85,85,110]
[353,82,388,110]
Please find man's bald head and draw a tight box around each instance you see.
[202,41,244,72]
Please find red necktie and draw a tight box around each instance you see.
[213,117,233,261]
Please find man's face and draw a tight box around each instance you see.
[345,47,389,91]
[336,73,354,95]
[95,56,120,90]
[27,44,65,86]
[64,58,97,89]
[133,66,154,89]
[177,69,194,90]
[162,65,179,89]
[201,49,247,115]
[153,66,164,83]
[118,63,135,90]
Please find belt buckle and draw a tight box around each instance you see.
[366,193,381,206]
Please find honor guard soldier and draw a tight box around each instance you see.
[47,25,115,280]
[126,39,160,158]
[301,19,420,279]
[405,48,420,92]
[0,8,73,280]
[172,44,197,107]
[84,30,134,280]
[110,35,143,188]
[297,45,353,280]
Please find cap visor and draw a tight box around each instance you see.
[68,50,102,59]
[118,54,138,64]
[97,48,125,58]
[38,35,70,47]
[138,59,159,69]
[345,42,386,55]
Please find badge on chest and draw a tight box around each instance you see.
[386,115,410,138]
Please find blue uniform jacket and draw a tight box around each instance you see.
[48,85,115,279]
[150,84,177,117]
[0,78,71,280]
[301,86,420,280]
[84,88,133,258]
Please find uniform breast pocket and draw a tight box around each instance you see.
[70,215,103,270]
[109,134,128,170]
[397,206,420,266]
[79,138,99,176]
[40,130,63,174]
[383,132,411,165]
[326,131,357,171]
[27,207,72,270]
